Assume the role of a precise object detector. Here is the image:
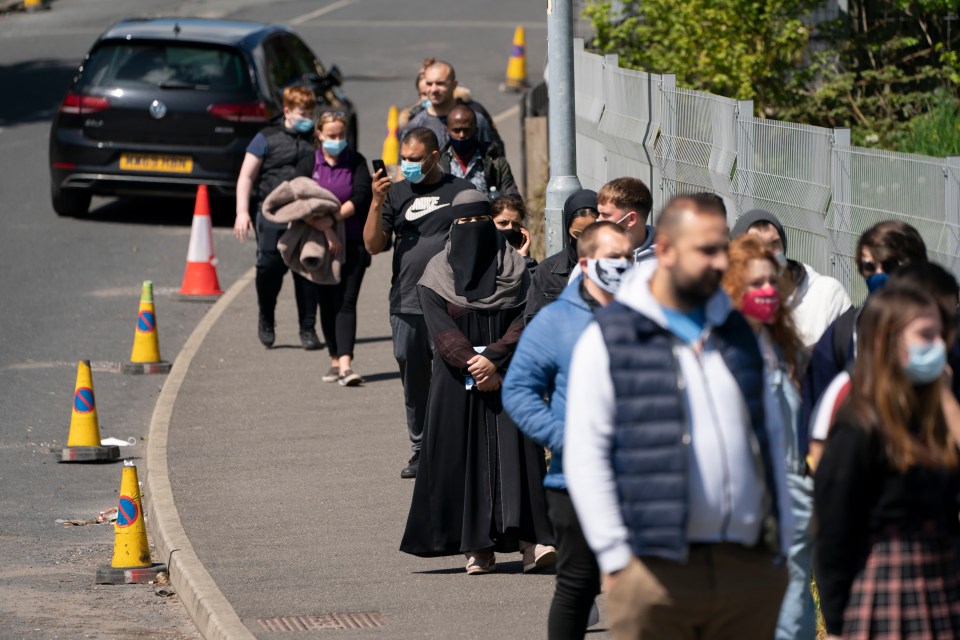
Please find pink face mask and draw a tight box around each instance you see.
[741,285,780,325]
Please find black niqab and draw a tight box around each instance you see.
[449,217,500,302]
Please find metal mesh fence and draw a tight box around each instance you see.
[572,38,960,304]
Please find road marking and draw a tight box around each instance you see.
[493,104,520,127]
[5,360,121,373]
[289,0,357,25]
[296,18,546,29]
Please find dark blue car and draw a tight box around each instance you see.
[49,17,357,216]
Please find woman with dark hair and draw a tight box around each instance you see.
[400,190,556,574]
[491,194,537,271]
[815,287,960,639]
[722,236,811,640]
[311,111,373,386]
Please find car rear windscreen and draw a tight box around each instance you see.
[76,42,254,92]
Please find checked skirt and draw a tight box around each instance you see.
[843,525,960,639]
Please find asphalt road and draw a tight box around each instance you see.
[0,0,546,637]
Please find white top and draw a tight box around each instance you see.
[809,371,852,441]
[790,263,851,347]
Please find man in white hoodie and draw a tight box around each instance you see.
[565,193,792,640]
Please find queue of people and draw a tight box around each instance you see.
[233,61,960,639]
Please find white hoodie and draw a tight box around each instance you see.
[564,262,792,573]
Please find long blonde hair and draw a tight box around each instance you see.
[851,287,957,471]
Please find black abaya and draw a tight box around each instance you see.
[400,286,555,557]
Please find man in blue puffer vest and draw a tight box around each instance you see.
[565,193,793,640]
[503,221,633,640]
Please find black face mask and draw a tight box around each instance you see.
[498,227,524,249]
[450,136,479,158]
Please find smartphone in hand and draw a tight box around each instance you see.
[372,159,387,178]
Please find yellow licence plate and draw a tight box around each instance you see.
[119,154,193,174]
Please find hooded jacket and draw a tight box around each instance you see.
[524,189,598,323]
[564,262,792,573]
[502,278,595,490]
[731,209,850,346]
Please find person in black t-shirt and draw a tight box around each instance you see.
[364,127,476,479]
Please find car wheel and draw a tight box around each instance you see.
[51,183,91,217]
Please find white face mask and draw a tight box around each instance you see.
[585,257,632,294]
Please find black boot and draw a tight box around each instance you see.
[258,313,275,348]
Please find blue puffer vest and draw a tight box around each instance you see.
[595,300,782,563]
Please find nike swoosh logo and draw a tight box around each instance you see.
[405,202,450,221]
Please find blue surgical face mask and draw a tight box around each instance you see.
[420,98,431,109]
[292,117,314,133]
[401,159,427,184]
[774,252,788,268]
[322,138,348,156]
[866,272,889,294]
[904,341,947,385]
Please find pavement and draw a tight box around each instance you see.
[145,247,610,639]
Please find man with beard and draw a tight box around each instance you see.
[564,193,792,640]
[437,104,517,199]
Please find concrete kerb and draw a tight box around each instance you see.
[144,267,257,640]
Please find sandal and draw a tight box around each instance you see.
[464,549,496,575]
[521,543,557,573]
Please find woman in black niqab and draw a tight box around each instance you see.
[401,190,556,574]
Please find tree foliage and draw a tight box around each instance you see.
[585,0,960,155]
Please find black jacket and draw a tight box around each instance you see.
[437,141,519,197]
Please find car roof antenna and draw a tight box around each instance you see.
[173,22,181,37]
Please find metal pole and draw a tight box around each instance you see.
[545,0,582,258]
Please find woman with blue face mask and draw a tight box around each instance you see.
[310,111,373,387]
[814,287,960,640]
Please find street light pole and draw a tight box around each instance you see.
[545,0,582,258]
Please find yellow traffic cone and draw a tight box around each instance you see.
[61,360,120,462]
[124,281,171,374]
[381,105,399,166]
[505,26,528,90]
[96,461,166,584]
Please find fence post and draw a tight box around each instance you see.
[658,73,677,208]
[945,157,960,271]
[735,100,755,217]
[545,0,583,258]
[830,128,852,292]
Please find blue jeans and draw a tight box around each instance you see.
[776,472,816,640]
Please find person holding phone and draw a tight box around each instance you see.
[311,111,373,386]
[363,127,476,479]
[491,194,536,271]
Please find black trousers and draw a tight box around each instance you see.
[317,239,369,359]
[255,215,317,329]
[546,488,601,640]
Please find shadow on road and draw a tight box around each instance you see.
[82,196,238,228]
[0,58,77,126]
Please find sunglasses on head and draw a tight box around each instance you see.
[858,257,903,276]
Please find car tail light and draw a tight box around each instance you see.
[60,92,111,115]
[207,102,269,123]
[51,161,77,169]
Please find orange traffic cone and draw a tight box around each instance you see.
[175,185,223,301]
[96,461,166,584]
[61,360,120,462]
[382,105,399,166]
[123,281,172,374]
[504,26,528,91]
